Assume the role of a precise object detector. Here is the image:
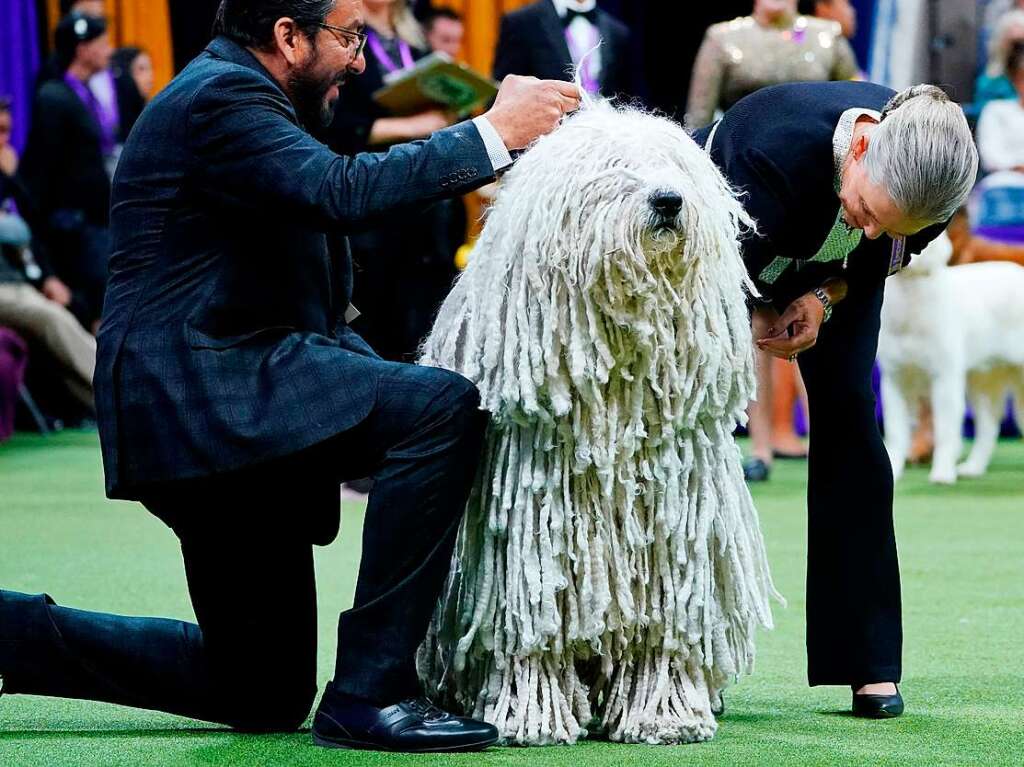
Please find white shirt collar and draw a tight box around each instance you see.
[833,107,881,191]
[552,0,597,17]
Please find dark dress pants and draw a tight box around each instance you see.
[796,279,902,686]
[0,362,487,729]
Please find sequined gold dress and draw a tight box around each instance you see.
[685,15,858,129]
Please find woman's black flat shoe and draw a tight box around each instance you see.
[852,688,904,718]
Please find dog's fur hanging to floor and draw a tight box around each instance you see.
[880,232,1024,484]
[417,100,778,745]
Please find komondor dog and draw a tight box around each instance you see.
[880,232,1024,484]
[416,100,778,745]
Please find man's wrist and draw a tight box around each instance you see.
[471,115,513,173]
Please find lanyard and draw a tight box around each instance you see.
[63,72,117,156]
[366,29,415,74]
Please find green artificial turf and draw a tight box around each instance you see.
[1,430,1022,766]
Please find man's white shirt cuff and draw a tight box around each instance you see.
[472,115,514,173]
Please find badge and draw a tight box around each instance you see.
[888,235,907,276]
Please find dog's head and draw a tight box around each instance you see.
[424,101,757,421]
[483,101,754,307]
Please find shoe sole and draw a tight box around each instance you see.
[312,732,499,753]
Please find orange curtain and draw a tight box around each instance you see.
[46,0,175,91]
[106,0,174,91]
[433,0,533,77]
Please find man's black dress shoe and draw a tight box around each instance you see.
[852,687,904,718]
[312,684,499,752]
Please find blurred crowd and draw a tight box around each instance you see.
[1,0,1023,473]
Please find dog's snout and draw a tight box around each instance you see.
[651,190,683,220]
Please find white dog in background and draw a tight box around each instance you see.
[879,232,1024,484]
[416,101,778,745]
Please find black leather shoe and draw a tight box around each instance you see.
[743,457,771,482]
[312,684,499,753]
[852,687,904,718]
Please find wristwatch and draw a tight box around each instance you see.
[813,286,833,323]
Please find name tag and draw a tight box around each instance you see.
[888,236,907,276]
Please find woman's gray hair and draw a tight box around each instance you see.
[862,84,978,225]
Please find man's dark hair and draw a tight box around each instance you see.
[421,6,462,32]
[213,0,335,50]
[797,0,823,15]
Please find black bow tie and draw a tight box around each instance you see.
[562,7,598,26]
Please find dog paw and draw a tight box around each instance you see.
[957,461,986,478]
[929,467,958,485]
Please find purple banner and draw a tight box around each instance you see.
[0,0,42,153]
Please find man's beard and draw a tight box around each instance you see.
[288,56,345,129]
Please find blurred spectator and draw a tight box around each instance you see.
[323,0,461,362]
[0,327,28,442]
[798,0,857,39]
[422,7,465,59]
[0,101,97,416]
[949,207,1024,268]
[20,13,114,332]
[976,11,1024,115]
[978,41,1024,184]
[493,0,633,98]
[687,0,858,482]
[110,46,154,141]
[686,0,859,129]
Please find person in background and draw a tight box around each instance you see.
[978,40,1024,182]
[323,0,458,363]
[44,1,123,172]
[20,13,113,333]
[0,99,97,416]
[686,0,859,129]
[493,0,633,99]
[111,47,155,141]
[421,6,464,59]
[976,10,1024,114]
[798,0,857,40]
[687,0,859,482]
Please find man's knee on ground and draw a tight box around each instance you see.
[225,678,316,732]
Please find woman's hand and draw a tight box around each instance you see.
[368,110,452,145]
[756,293,826,360]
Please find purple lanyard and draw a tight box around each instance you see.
[564,23,601,95]
[366,29,415,74]
[63,72,117,156]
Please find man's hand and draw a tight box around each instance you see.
[484,75,581,150]
[756,292,826,360]
[41,276,72,307]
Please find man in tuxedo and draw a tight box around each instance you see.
[0,0,579,753]
[493,0,633,98]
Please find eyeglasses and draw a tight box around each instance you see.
[317,22,368,59]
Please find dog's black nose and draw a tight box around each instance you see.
[651,190,683,220]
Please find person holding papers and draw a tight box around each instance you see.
[323,0,460,363]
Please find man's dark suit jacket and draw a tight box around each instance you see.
[492,0,632,98]
[698,81,947,307]
[96,36,495,499]
[20,79,112,227]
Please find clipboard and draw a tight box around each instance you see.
[372,51,499,117]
